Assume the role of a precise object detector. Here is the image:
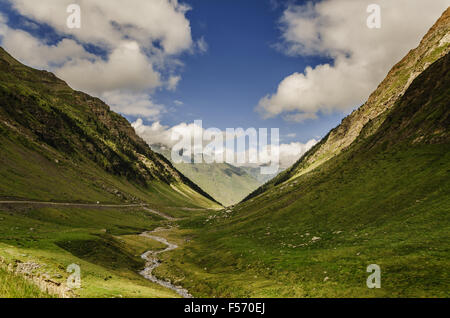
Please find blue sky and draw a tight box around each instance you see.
[154,0,344,143]
[0,0,448,165]
[0,0,345,145]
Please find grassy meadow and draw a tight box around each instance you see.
[0,204,187,298]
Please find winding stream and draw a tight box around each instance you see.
[139,228,193,298]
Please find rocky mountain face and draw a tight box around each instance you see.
[245,8,450,200]
[366,51,449,146]
[0,47,218,206]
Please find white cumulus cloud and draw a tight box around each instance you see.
[257,0,450,121]
[0,24,96,69]
[102,92,164,121]
[9,0,193,55]
[132,119,317,169]
[0,0,203,119]
[56,41,161,95]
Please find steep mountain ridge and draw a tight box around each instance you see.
[0,46,222,299]
[245,8,450,200]
[173,50,450,298]
[0,47,220,208]
[163,10,450,297]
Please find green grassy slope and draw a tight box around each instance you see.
[0,204,183,298]
[0,46,221,297]
[0,267,52,298]
[0,46,220,210]
[245,8,450,201]
[172,162,263,207]
[155,52,450,297]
